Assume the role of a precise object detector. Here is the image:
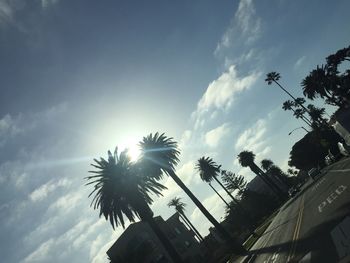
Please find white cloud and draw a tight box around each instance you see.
[41,0,59,9]
[0,114,23,146]
[0,1,13,25]
[215,0,262,55]
[73,219,106,249]
[235,119,267,151]
[89,234,105,260]
[0,0,60,28]
[233,116,275,168]
[236,0,261,41]
[192,65,260,128]
[0,104,67,148]
[91,237,120,263]
[294,55,306,69]
[178,130,192,151]
[49,191,83,212]
[23,238,54,263]
[29,178,70,202]
[205,123,231,148]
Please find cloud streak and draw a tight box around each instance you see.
[215,0,262,55]
[192,65,260,129]
[205,123,231,148]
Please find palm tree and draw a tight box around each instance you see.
[265,72,298,101]
[302,65,339,105]
[260,159,273,172]
[139,133,246,254]
[307,104,327,128]
[266,72,312,115]
[196,156,235,206]
[261,159,289,188]
[282,100,312,127]
[237,151,286,200]
[168,197,204,242]
[86,148,184,263]
[293,99,325,127]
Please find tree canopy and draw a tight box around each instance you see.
[288,128,343,170]
[302,45,350,108]
[86,148,166,229]
[196,156,221,183]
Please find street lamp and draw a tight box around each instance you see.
[288,127,308,136]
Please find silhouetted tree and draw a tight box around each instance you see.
[168,197,204,242]
[225,189,279,234]
[86,149,183,263]
[196,157,241,206]
[282,100,313,127]
[139,133,246,254]
[302,45,350,108]
[283,99,327,128]
[307,104,327,127]
[288,129,343,170]
[266,72,311,115]
[260,159,274,172]
[237,151,287,200]
[221,171,247,197]
[261,159,290,188]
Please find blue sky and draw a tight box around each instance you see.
[0,0,349,262]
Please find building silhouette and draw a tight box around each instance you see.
[107,213,204,263]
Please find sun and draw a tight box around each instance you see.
[127,144,141,162]
[118,136,142,162]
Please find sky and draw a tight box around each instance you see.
[0,0,349,262]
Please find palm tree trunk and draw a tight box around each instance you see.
[250,163,287,200]
[214,176,255,235]
[212,176,240,205]
[274,80,310,112]
[137,201,184,263]
[290,108,313,128]
[179,212,204,242]
[274,80,326,126]
[168,171,246,255]
[209,182,230,206]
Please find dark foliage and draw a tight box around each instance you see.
[86,149,166,229]
[288,128,343,170]
[196,156,221,182]
[225,189,279,232]
[221,171,247,196]
[302,45,350,108]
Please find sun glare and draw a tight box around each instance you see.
[127,144,141,162]
[118,136,142,162]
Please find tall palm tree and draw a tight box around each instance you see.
[196,156,236,206]
[266,72,312,115]
[301,66,337,104]
[282,100,312,127]
[261,159,289,188]
[139,133,246,254]
[196,157,259,235]
[260,159,274,172]
[237,151,286,200]
[86,149,184,263]
[168,197,204,242]
[307,104,327,127]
